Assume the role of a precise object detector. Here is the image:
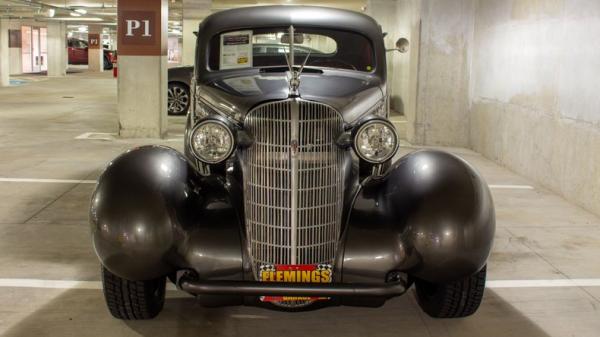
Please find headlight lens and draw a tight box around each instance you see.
[190,120,234,164]
[354,120,398,163]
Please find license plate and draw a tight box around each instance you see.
[259,264,332,303]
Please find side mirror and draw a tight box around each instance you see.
[396,38,409,53]
[386,37,410,53]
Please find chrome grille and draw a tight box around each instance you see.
[243,99,345,277]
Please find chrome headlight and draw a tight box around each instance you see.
[190,120,235,164]
[353,119,399,164]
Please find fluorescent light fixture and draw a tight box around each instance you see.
[70,12,81,17]
[74,9,87,15]
[47,9,55,17]
[78,26,87,32]
[45,17,103,21]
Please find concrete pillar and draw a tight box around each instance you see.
[47,22,67,77]
[9,21,23,75]
[0,19,9,87]
[88,25,104,72]
[182,0,211,66]
[182,19,197,66]
[110,32,117,50]
[413,0,475,147]
[366,0,398,101]
[117,0,168,138]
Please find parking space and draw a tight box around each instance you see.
[0,72,599,336]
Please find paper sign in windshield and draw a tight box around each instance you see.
[220,30,253,70]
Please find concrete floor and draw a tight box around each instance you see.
[1,71,600,337]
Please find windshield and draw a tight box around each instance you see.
[208,27,375,72]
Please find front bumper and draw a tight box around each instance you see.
[90,145,495,305]
[178,277,407,298]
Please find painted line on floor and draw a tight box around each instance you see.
[0,178,96,184]
[1,278,600,290]
[486,279,600,288]
[0,279,101,290]
[488,184,534,190]
[74,132,115,140]
[0,279,177,291]
[0,178,534,190]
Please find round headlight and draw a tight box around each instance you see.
[354,120,399,163]
[190,120,235,164]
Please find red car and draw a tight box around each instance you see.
[67,38,116,70]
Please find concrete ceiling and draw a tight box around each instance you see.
[0,0,367,28]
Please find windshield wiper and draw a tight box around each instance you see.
[260,66,322,74]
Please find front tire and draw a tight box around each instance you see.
[101,266,166,320]
[414,265,486,318]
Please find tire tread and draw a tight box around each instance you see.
[101,267,165,320]
[415,265,486,318]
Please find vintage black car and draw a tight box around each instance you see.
[91,6,495,320]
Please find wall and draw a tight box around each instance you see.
[368,0,600,216]
[470,0,600,216]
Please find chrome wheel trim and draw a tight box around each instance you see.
[167,85,189,115]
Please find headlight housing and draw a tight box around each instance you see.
[353,119,399,164]
[190,119,235,164]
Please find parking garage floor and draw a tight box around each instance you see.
[1,71,600,337]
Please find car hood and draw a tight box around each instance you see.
[197,70,384,124]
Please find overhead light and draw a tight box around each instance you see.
[45,17,103,22]
[74,9,87,15]
[70,12,81,17]
[78,26,87,32]
[47,9,55,17]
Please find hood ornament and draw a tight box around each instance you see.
[285,25,311,97]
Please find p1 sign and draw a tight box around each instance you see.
[117,0,166,56]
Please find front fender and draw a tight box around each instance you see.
[341,150,495,284]
[90,145,244,281]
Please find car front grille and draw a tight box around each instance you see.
[242,99,345,278]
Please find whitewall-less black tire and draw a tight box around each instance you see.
[414,265,487,318]
[101,266,166,320]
